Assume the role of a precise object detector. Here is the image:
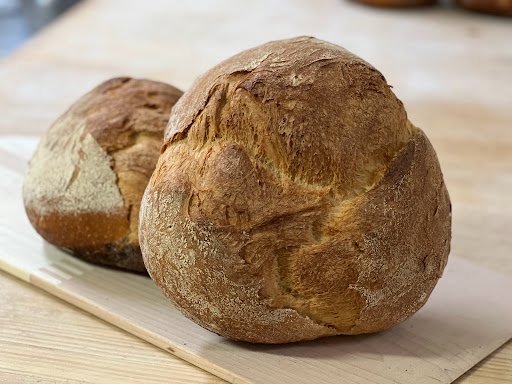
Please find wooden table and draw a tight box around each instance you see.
[1,0,511,382]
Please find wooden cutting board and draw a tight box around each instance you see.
[1,149,512,384]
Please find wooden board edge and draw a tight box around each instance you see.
[0,259,31,283]
[455,337,512,383]
[29,273,250,384]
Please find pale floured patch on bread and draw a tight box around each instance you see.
[23,114,123,216]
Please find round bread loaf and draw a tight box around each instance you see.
[457,0,512,16]
[353,0,435,7]
[23,77,183,272]
[139,37,451,343]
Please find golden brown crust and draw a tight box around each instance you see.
[276,128,451,335]
[352,0,436,7]
[140,37,451,343]
[23,77,183,272]
[457,0,512,16]
[25,208,129,248]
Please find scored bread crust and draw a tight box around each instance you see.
[24,77,183,272]
[457,0,512,15]
[140,37,451,343]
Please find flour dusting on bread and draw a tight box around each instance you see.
[23,115,123,215]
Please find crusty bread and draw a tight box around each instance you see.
[353,0,435,7]
[457,0,512,16]
[139,37,451,343]
[23,77,183,272]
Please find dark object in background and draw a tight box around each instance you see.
[353,0,436,7]
[457,0,512,16]
[0,0,80,57]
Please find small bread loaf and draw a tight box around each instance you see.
[23,77,183,272]
[457,0,512,16]
[353,0,435,7]
[139,37,451,343]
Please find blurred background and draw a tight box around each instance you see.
[0,0,510,59]
[0,0,79,57]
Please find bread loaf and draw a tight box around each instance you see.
[139,37,451,343]
[23,77,183,272]
[353,0,435,7]
[457,0,512,16]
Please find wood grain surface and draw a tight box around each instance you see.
[1,0,511,382]
[1,266,510,384]
[0,271,223,384]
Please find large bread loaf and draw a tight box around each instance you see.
[140,37,451,343]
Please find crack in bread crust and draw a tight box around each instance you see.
[161,130,415,333]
